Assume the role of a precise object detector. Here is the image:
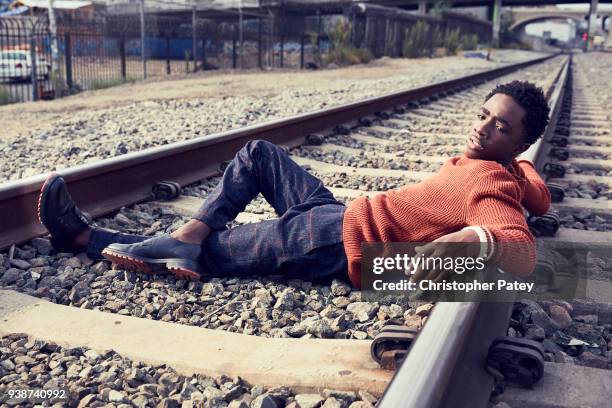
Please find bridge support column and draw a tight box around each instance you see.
[492,0,502,47]
[585,0,599,51]
[418,0,427,15]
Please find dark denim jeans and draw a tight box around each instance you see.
[87,140,348,281]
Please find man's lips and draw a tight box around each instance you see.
[468,135,485,151]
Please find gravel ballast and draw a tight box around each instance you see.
[0,50,549,183]
[0,333,380,407]
[3,52,612,408]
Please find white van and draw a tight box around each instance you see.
[0,50,50,82]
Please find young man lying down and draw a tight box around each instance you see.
[38,80,551,288]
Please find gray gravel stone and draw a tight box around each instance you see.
[346,302,378,323]
[517,300,561,335]
[322,390,357,405]
[31,238,53,255]
[348,402,374,408]
[8,258,31,269]
[357,390,377,405]
[108,390,126,402]
[548,305,572,328]
[229,401,249,408]
[295,394,324,408]
[330,279,351,297]
[300,316,334,338]
[0,268,20,284]
[321,398,344,408]
[251,394,278,408]
[524,324,545,341]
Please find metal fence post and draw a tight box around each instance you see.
[64,32,73,90]
[139,0,147,79]
[47,0,61,98]
[257,17,262,69]
[300,34,305,69]
[119,36,126,80]
[232,27,237,69]
[192,3,198,72]
[166,35,171,75]
[280,35,284,68]
[29,36,38,102]
[270,10,275,68]
[200,39,206,70]
[238,4,243,69]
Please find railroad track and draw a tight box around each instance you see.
[1,53,611,408]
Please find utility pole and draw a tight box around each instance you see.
[140,0,147,79]
[192,0,197,72]
[492,0,502,48]
[47,0,61,97]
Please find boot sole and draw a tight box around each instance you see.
[37,173,88,253]
[102,247,201,281]
[37,173,61,225]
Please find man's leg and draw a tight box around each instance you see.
[191,139,347,280]
[201,208,348,282]
[37,173,150,261]
[103,140,341,279]
[173,139,338,244]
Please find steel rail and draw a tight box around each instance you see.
[0,54,556,250]
[376,56,571,408]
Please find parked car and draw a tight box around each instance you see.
[0,50,50,83]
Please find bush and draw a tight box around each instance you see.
[325,20,372,66]
[325,46,372,66]
[354,48,373,63]
[444,28,461,55]
[329,19,351,50]
[310,32,322,67]
[403,21,431,58]
[430,25,444,56]
[0,86,11,105]
[461,34,479,51]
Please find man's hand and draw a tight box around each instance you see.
[407,229,481,284]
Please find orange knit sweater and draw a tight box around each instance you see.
[342,156,551,288]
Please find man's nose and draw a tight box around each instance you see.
[474,124,487,137]
[474,119,490,138]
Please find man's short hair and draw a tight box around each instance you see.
[484,81,550,145]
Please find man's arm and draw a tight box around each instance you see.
[518,159,551,216]
[465,170,537,278]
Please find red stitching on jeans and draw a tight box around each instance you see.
[228,228,233,258]
[254,223,259,255]
[308,209,313,249]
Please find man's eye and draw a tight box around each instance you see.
[496,125,508,133]
[477,114,485,120]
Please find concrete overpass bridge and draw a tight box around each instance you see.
[365,0,610,48]
[369,0,612,9]
[508,6,612,32]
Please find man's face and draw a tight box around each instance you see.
[465,93,530,165]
